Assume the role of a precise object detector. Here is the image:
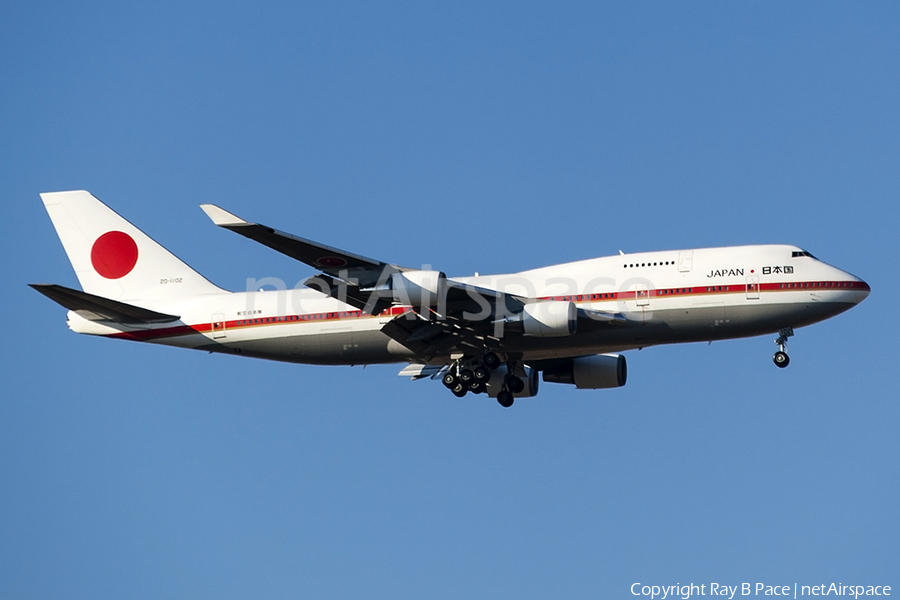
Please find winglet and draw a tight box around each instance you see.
[199,204,249,227]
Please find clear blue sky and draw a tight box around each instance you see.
[2,2,897,598]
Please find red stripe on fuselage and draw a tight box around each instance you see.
[539,279,868,302]
[107,280,869,342]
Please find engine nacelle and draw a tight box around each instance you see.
[542,354,627,389]
[390,270,447,306]
[485,365,540,398]
[520,301,577,337]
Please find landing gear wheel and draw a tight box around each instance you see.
[483,352,500,370]
[469,382,486,394]
[452,382,467,396]
[473,367,490,383]
[459,369,475,384]
[442,372,458,388]
[497,390,514,408]
[507,376,525,394]
[773,351,790,368]
[773,327,793,369]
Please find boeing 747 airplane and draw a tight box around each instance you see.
[31,191,870,407]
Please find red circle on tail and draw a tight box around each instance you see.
[91,231,139,279]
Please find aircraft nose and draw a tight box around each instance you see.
[843,271,870,304]
[857,278,871,299]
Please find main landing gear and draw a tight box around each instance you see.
[496,371,525,408]
[773,327,793,368]
[442,352,499,398]
[441,352,525,408]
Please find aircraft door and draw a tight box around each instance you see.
[746,276,760,300]
[678,250,693,273]
[635,284,650,307]
[211,313,226,339]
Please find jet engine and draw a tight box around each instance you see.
[509,301,577,337]
[390,270,447,306]
[542,354,627,389]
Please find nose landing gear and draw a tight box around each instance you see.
[773,351,790,368]
[773,327,793,368]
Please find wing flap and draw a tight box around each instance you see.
[381,311,499,359]
[397,364,446,380]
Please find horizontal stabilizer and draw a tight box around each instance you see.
[29,284,180,324]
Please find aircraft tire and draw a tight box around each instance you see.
[508,376,525,394]
[497,391,514,408]
[442,372,458,388]
[483,352,500,370]
[473,367,490,383]
[773,351,790,368]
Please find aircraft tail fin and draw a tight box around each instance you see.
[39,190,224,302]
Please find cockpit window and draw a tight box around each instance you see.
[792,250,817,259]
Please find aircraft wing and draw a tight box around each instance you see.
[199,204,407,287]
[201,204,528,317]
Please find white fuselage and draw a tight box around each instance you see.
[66,244,869,365]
